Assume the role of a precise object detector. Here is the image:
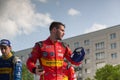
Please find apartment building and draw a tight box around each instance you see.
[15,25,120,80]
[63,25,120,80]
[15,48,32,63]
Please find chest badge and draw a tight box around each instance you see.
[42,52,48,57]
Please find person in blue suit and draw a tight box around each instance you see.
[0,39,22,80]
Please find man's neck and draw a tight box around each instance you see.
[49,36,58,42]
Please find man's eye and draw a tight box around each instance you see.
[0,47,7,50]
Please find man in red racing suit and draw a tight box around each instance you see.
[26,21,85,80]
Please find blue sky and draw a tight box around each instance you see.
[0,0,120,52]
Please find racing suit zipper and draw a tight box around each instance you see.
[54,43,57,80]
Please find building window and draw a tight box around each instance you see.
[111,43,117,49]
[21,55,25,61]
[96,52,105,60]
[85,68,91,73]
[84,40,90,45]
[111,53,117,59]
[110,33,116,39]
[96,62,105,69]
[74,42,79,48]
[95,42,105,50]
[86,49,90,55]
[85,58,90,64]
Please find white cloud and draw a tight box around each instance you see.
[85,23,107,33]
[68,8,80,16]
[0,0,53,39]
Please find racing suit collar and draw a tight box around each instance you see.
[48,37,60,44]
[2,52,13,60]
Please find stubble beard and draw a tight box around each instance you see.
[56,35,62,41]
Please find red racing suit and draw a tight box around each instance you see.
[26,37,81,80]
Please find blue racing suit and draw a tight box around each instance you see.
[0,53,22,80]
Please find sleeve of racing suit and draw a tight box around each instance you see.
[69,66,76,80]
[64,46,82,65]
[26,43,40,73]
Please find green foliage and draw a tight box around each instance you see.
[22,64,34,80]
[85,77,95,80]
[94,64,120,80]
[85,77,92,80]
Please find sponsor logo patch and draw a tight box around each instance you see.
[50,52,55,56]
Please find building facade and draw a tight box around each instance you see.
[16,25,120,80]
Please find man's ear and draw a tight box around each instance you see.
[52,27,57,33]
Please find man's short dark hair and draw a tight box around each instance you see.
[49,21,65,31]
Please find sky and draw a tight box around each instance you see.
[0,0,120,52]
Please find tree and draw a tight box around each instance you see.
[94,64,120,80]
[85,77,92,80]
[22,64,34,80]
[107,65,120,80]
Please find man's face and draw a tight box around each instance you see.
[0,45,11,57]
[55,25,65,40]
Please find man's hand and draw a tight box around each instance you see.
[35,65,45,75]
